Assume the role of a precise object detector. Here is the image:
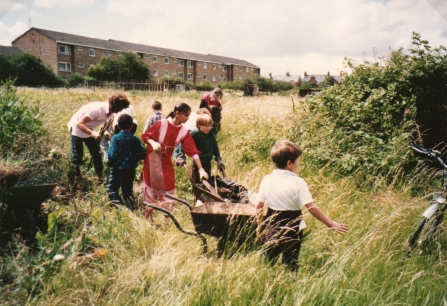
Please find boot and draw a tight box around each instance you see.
[97,171,105,186]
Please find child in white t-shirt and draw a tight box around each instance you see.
[256,140,348,270]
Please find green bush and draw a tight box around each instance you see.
[293,32,447,183]
[87,51,151,82]
[66,73,85,87]
[0,53,65,87]
[0,80,44,156]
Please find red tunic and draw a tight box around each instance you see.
[141,118,200,203]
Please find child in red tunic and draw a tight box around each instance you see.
[141,103,208,219]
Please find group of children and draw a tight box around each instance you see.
[72,89,347,270]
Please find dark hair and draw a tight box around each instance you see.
[109,93,130,113]
[212,88,223,99]
[152,101,162,111]
[270,140,302,168]
[117,114,133,130]
[168,102,191,118]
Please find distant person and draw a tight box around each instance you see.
[186,112,225,184]
[199,88,223,133]
[67,93,130,183]
[113,104,138,135]
[143,101,163,132]
[141,103,208,220]
[256,140,348,270]
[107,114,146,210]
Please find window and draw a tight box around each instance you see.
[105,51,111,58]
[197,73,201,78]
[153,56,158,62]
[165,70,169,76]
[178,72,184,79]
[145,54,150,58]
[165,57,169,64]
[223,77,227,81]
[172,71,177,76]
[187,61,193,68]
[223,66,227,72]
[187,73,193,80]
[58,62,71,72]
[58,45,70,55]
[172,57,177,62]
[218,76,221,80]
[218,64,221,68]
[246,67,249,72]
[178,60,184,67]
[89,48,95,57]
[238,66,242,71]
[153,69,158,76]
[212,64,216,70]
[77,46,84,51]
[212,75,216,81]
[203,74,207,80]
[239,76,242,79]
[116,52,121,56]
[77,63,84,68]
[204,63,207,69]
[198,61,202,65]
[251,67,254,71]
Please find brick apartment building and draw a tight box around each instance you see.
[11,28,260,84]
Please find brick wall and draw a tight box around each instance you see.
[12,29,58,73]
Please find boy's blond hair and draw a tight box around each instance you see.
[270,140,302,169]
[196,113,213,127]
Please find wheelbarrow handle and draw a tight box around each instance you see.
[164,193,193,210]
[143,202,207,253]
[221,167,227,180]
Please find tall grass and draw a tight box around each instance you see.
[1,88,446,305]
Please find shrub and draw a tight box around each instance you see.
[0,53,65,87]
[0,80,44,156]
[66,73,85,87]
[293,32,447,183]
[87,51,151,82]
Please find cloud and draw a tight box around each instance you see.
[0,21,28,45]
[34,0,97,9]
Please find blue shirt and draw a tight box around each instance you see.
[107,131,146,170]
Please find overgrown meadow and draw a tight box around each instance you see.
[0,84,446,306]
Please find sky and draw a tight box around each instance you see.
[1,0,447,77]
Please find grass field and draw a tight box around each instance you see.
[1,87,446,306]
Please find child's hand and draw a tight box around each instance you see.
[329,221,348,235]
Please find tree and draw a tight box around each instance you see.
[87,51,151,82]
[0,53,65,87]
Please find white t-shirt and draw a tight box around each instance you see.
[113,105,137,127]
[67,102,112,138]
[257,169,313,211]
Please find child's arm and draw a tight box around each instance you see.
[304,202,348,234]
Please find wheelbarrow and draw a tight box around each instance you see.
[144,193,257,256]
[0,183,57,236]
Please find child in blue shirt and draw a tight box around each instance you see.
[143,101,163,132]
[107,114,146,210]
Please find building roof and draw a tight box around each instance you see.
[0,45,23,55]
[273,74,300,82]
[302,73,341,83]
[13,27,259,68]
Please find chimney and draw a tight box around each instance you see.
[304,71,307,77]
[328,71,330,76]
[286,71,290,77]
[269,72,272,79]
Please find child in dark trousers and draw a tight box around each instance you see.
[107,114,146,210]
[256,140,348,270]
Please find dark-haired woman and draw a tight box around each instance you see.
[141,103,208,218]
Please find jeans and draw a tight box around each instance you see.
[71,133,103,176]
[107,168,136,210]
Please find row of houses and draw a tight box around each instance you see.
[269,71,341,86]
[8,27,261,85]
